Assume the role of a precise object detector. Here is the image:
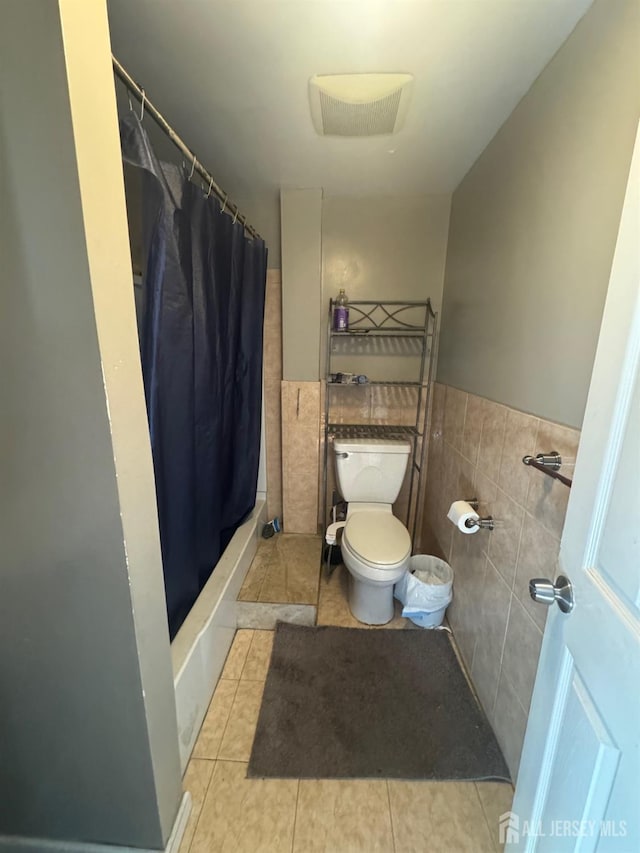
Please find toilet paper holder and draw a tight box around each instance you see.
[463,498,495,531]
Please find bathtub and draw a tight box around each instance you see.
[170,499,267,771]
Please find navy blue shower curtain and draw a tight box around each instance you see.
[120,112,267,638]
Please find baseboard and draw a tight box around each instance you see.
[0,792,192,853]
[164,793,192,853]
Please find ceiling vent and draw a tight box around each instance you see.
[309,73,413,137]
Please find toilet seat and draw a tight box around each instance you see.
[344,511,410,565]
[342,511,411,581]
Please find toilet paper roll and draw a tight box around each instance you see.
[447,500,480,534]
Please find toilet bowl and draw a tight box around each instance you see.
[341,507,411,624]
[331,438,412,625]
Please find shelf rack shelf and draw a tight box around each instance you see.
[331,330,429,337]
[328,423,420,438]
[327,379,422,387]
[322,299,438,549]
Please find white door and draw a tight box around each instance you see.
[506,124,640,852]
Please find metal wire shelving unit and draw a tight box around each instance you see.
[322,300,438,549]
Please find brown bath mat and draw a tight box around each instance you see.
[248,622,510,782]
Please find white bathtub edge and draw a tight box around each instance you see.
[171,499,267,772]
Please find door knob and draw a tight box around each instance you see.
[529,575,574,613]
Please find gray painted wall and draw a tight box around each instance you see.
[281,189,323,381]
[321,195,451,315]
[437,0,640,428]
[0,1,181,847]
[279,193,451,381]
[320,194,451,379]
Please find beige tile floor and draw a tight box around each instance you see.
[239,534,322,605]
[180,620,513,852]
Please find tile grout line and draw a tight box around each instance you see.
[513,592,545,638]
[494,407,508,489]
[290,779,301,853]
[210,678,241,761]
[511,491,528,593]
[385,779,398,853]
[183,759,217,853]
[238,629,258,681]
[472,781,505,853]
[491,593,513,720]
[523,417,541,513]
[217,677,265,763]
[469,554,490,674]
[212,636,248,757]
[256,555,268,601]
[460,390,469,456]
[213,755,253,763]
[501,667,531,720]
[521,503,564,545]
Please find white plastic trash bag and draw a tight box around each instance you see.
[394,555,453,628]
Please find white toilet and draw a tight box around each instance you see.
[331,437,412,625]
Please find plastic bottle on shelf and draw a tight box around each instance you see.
[333,289,349,331]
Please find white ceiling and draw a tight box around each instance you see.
[107,0,593,199]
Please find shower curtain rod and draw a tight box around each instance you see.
[112,55,262,241]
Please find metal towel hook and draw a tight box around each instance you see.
[139,89,146,121]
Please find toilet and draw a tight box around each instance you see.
[331,437,412,625]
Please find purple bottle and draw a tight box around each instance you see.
[333,289,349,331]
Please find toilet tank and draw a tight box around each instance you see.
[333,438,411,503]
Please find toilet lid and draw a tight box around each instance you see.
[344,512,411,566]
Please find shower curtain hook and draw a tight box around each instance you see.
[188,154,197,180]
[139,89,146,121]
[204,176,214,198]
[232,209,239,225]
[221,194,227,214]
[127,92,133,111]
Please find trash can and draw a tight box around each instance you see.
[394,555,453,628]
